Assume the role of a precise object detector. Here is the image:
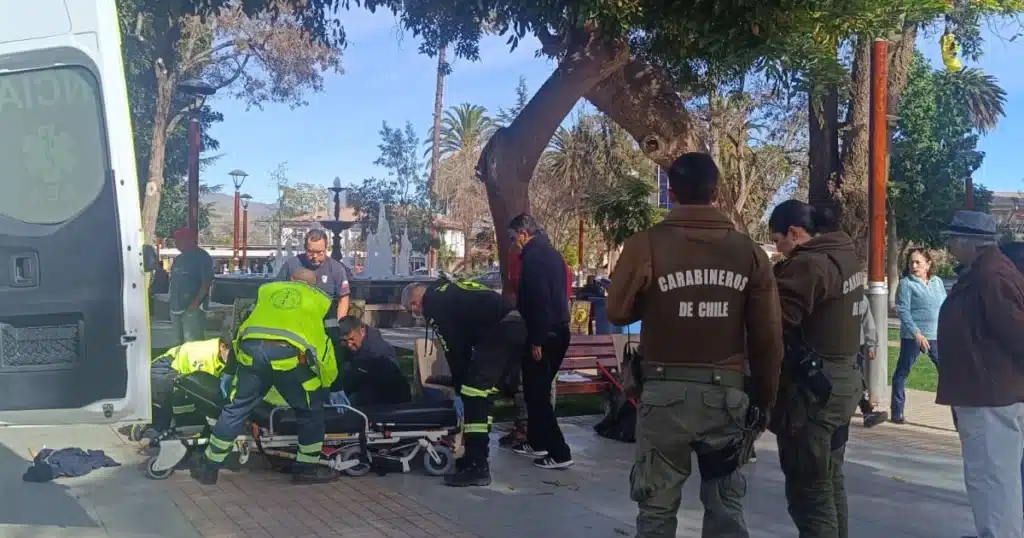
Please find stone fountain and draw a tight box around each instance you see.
[361,203,394,279]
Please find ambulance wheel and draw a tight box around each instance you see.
[423,445,454,477]
[146,455,175,480]
[337,445,371,477]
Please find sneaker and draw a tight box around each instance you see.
[498,421,528,447]
[534,456,573,470]
[863,411,889,428]
[748,446,758,463]
[511,443,547,457]
[444,464,491,487]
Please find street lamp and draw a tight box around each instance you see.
[240,193,252,272]
[229,169,249,271]
[176,79,216,246]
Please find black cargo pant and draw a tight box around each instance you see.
[459,313,527,466]
[523,322,572,461]
[204,339,325,468]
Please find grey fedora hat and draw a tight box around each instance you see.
[940,210,1000,238]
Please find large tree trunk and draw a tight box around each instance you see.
[478,31,628,287]
[140,73,175,242]
[584,57,695,168]
[886,203,903,309]
[807,86,841,209]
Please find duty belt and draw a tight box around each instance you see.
[641,363,746,390]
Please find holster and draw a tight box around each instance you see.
[783,339,833,407]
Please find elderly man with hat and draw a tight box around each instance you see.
[168,228,215,344]
[936,210,1024,538]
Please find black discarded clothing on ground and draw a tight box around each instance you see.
[517,235,571,347]
[594,380,637,443]
[22,448,120,482]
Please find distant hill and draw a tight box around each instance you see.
[202,193,277,244]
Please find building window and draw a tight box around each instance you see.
[657,167,672,209]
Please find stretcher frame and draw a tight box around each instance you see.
[144,403,460,480]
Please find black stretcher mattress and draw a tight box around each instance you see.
[174,372,457,436]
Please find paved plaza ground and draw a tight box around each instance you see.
[0,410,973,538]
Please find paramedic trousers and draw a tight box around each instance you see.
[460,313,528,466]
[204,339,325,467]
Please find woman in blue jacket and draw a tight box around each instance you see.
[892,248,947,423]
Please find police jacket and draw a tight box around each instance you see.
[234,281,339,392]
[422,279,509,379]
[606,205,784,409]
[773,231,863,360]
[336,326,411,404]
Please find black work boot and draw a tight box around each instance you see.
[444,461,491,487]
[189,458,220,486]
[863,410,889,428]
[291,462,337,485]
[448,456,469,476]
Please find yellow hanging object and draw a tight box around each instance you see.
[941,32,963,72]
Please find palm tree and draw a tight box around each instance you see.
[942,67,1007,134]
[430,103,496,157]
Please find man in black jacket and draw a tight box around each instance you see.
[507,213,574,469]
[401,277,527,487]
[333,316,411,406]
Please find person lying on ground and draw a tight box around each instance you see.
[332,315,412,406]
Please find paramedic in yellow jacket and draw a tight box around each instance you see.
[130,335,232,441]
[191,268,339,485]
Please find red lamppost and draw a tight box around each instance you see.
[176,79,216,246]
[228,169,248,271]
[240,193,252,272]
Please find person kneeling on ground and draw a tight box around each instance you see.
[333,315,411,406]
[191,267,339,486]
[401,277,527,488]
[131,331,232,440]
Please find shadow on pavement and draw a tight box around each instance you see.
[0,441,97,528]
[378,419,977,538]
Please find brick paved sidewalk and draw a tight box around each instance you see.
[162,464,475,538]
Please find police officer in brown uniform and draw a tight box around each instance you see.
[767,200,864,538]
[607,152,784,538]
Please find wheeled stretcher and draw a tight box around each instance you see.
[144,372,460,480]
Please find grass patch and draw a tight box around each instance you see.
[395,348,606,420]
[885,345,938,392]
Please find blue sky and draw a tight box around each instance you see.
[202,9,1024,203]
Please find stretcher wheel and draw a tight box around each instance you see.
[422,445,455,476]
[128,424,148,442]
[145,455,176,480]
[336,445,371,477]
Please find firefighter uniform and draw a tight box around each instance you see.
[772,231,865,538]
[607,205,784,538]
[422,279,527,487]
[191,280,338,485]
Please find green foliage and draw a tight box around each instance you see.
[496,76,530,126]
[425,103,496,158]
[155,183,222,240]
[588,174,660,247]
[889,51,1001,249]
[349,122,433,253]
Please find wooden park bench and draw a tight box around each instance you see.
[411,334,637,406]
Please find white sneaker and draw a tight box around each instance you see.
[511,443,547,457]
[534,456,574,469]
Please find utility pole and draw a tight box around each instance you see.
[866,39,890,407]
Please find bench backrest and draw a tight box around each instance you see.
[413,338,454,399]
[561,334,637,371]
